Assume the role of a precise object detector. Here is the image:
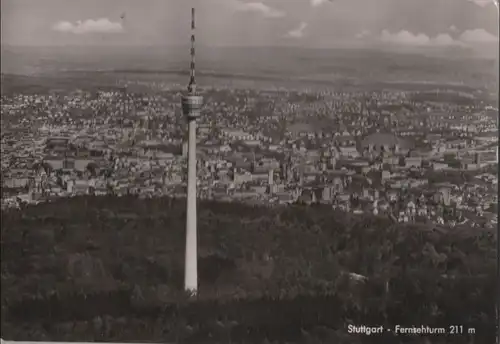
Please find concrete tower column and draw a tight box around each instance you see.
[185,114,198,292]
[182,99,202,294]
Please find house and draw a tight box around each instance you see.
[432,162,449,171]
[297,189,316,204]
[405,157,422,169]
[446,140,467,150]
[44,157,64,170]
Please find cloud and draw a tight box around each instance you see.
[448,25,458,32]
[355,30,371,39]
[459,28,499,43]
[311,0,330,6]
[231,1,285,18]
[285,22,308,38]
[380,30,431,45]
[378,28,498,48]
[467,0,497,7]
[433,33,459,45]
[52,18,124,34]
[379,30,464,47]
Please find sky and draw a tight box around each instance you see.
[1,0,498,50]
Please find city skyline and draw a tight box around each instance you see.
[1,0,498,52]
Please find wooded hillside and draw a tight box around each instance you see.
[1,196,496,343]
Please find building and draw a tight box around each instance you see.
[361,132,412,154]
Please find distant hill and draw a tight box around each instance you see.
[1,196,496,343]
[1,45,496,89]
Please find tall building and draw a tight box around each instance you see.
[474,152,481,165]
[181,8,203,294]
[268,168,274,186]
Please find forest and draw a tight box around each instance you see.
[1,195,497,343]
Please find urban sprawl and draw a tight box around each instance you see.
[1,81,498,229]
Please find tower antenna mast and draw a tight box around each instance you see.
[188,7,197,95]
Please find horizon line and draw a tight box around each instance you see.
[2,42,495,49]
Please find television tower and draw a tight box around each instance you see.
[181,7,203,294]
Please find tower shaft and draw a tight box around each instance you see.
[184,118,197,292]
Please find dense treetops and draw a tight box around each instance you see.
[1,195,496,343]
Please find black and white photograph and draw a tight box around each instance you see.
[0,0,498,343]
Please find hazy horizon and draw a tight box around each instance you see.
[2,43,497,74]
[2,0,497,88]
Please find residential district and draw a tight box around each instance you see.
[1,82,498,229]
